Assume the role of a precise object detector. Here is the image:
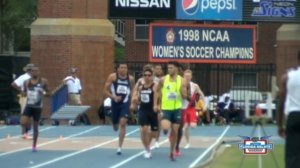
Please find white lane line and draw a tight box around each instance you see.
[189,125,231,168]
[29,128,140,168]
[109,138,169,168]
[0,127,55,142]
[0,126,101,157]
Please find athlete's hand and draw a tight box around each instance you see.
[153,105,160,113]
[130,104,135,114]
[113,96,122,103]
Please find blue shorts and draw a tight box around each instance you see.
[111,102,129,125]
[162,109,181,124]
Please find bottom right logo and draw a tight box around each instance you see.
[238,135,273,155]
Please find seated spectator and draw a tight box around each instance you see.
[217,95,237,124]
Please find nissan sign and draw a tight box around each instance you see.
[109,0,176,19]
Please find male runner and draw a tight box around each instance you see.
[154,61,187,161]
[104,61,135,155]
[130,68,158,158]
[21,66,50,152]
[175,69,207,156]
[153,64,164,148]
[11,63,34,139]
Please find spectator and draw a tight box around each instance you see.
[217,95,236,124]
[63,68,82,105]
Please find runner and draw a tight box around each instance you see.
[175,69,207,156]
[130,68,158,158]
[21,66,50,152]
[154,61,188,161]
[11,63,34,139]
[153,64,164,148]
[103,61,135,155]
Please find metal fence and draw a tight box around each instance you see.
[127,62,275,95]
[127,62,276,119]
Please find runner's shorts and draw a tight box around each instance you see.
[111,102,129,125]
[138,110,158,131]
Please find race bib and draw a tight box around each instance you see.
[140,94,150,103]
[27,90,39,105]
[116,85,127,94]
[167,92,177,100]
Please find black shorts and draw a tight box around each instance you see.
[138,110,158,131]
[23,106,42,121]
[111,102,129,125]
[162,109,181,124]
[286,112,300,168]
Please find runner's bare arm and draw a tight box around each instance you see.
[154,77,164,112]
[181,77,188,99]
[42,78,51,96]
[278,73,287,138]
[129,75,135,97]
[195,84,206,111]
[103,73,116,100]
[23,80,30,96]
[130,85,140,112]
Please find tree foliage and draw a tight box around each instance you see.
[0,0,37,51]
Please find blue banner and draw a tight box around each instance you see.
[149,23,256,64]
[176,0,242,21]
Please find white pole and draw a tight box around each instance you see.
[266,92,273,119]
[245,93,250,119]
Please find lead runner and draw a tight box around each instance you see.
[154,61,188,161]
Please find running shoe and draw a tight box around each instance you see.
[116,148,122,155]
[32,146,37,152]
[169,153,176,161]
[22,133,32,140]
[144,151,152,159]
[184,143,190,149]
[154,141,160,149]
[174,149,181,157]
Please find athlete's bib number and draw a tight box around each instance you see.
[117,85,127,94]
[27,90,39,105]
[167,92,177,100]
[140,94,150,103]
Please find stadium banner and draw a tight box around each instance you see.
[243,0,300,22]
[108,0,176,19]
[149,23,257,64]
[176,0,243,21]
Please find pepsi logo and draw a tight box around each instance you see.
[182,0,199,15]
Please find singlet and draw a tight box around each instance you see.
[161,75,182,110]
[285,67,300,114]
[139,83,154,112]
[26,79,45,108]
[111,73,130,104]
[182,82,198,109]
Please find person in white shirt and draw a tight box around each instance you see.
[11,63,34,139]
[63,68,82,105]
[278,51,300,168]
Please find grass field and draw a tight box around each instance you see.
[210,144,285,168]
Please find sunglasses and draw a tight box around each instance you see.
[143,74,152,77]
